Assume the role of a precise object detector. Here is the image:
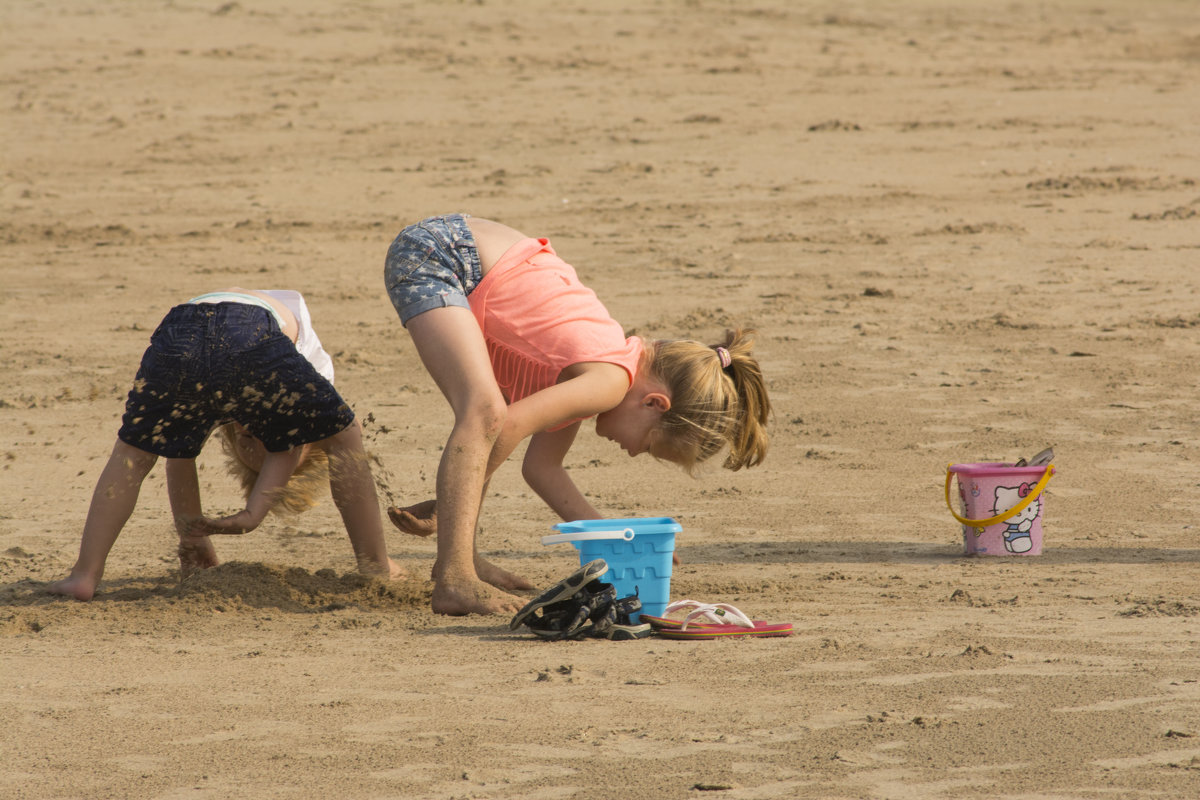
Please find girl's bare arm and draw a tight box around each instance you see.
[483,362,628,481]
[522,422,602,522]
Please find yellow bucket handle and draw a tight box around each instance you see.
[944,464,1054,528]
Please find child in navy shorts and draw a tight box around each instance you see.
[49,288,402,601]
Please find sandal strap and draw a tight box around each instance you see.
[680,603,754,630]
[661,599,709,617]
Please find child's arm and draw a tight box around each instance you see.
[165,458,202,532]
[522,423,603,522]
[185,447,304,536]
[165,458,220,574]
[484,362,628,481]
[483,362,627,519]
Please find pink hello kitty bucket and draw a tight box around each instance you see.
[945,461,1055,556]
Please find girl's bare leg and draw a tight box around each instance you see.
[48,440,157,600]
[405,307,524,615]
[387,499,532,590]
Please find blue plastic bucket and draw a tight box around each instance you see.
[542,517,679,622]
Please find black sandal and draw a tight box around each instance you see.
[590,593,653,641]
[509,559,609,632]
[524,579,617,641]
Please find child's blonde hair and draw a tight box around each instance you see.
[645,328,770,473]
[216,423,329,515]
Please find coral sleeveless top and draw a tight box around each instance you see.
[468,237,643,423]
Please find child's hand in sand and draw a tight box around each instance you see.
[177,533,219,577]
[387,499,436,537]
[388,557,405,580]
[356,554,406,581]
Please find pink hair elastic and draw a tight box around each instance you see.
[714,346,732,369]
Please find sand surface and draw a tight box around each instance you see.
[3,1,1200,798]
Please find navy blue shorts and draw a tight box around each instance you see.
[117,303,355,458]
[383,213,482,326]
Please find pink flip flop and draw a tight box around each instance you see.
[642,600,793,639]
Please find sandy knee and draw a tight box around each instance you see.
[455,394,507,443]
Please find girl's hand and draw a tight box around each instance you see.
[387,499,437,537]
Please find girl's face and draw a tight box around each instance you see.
[595,389,672,459]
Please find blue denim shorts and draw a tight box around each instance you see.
[117,303,355,458]
[383,214,482,326]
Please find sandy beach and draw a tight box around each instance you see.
[3,1,1200,797]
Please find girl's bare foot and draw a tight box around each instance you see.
[432,574,523,616]
[474,555,535,591]
[387,499,437,537]
[47,573,99,601]
[178,535,219,577]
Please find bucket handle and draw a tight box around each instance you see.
[542,528,636,546]
[944,464,1054,528]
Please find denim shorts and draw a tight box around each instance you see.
[383,214,482,326]
[117,303,354,458]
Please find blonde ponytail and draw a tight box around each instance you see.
[645,328,771,473]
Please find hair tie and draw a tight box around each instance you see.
[714,346,732,369]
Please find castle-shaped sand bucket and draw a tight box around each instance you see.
[945,462,1055,556]
[542,517,679,622]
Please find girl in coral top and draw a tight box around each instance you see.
[384,215,770,616]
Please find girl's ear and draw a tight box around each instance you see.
[644,392,671,412]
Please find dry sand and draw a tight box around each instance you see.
[3,1,1200,798]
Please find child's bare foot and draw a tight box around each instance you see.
[178,535,219,578]
[47,573,99,601]
[387,499,437,537]
[432,574,523,616]
[474,555,535,591]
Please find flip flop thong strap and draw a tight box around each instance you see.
[681,603,754,631]
[661,599,720,624]
[662,599,706,615]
